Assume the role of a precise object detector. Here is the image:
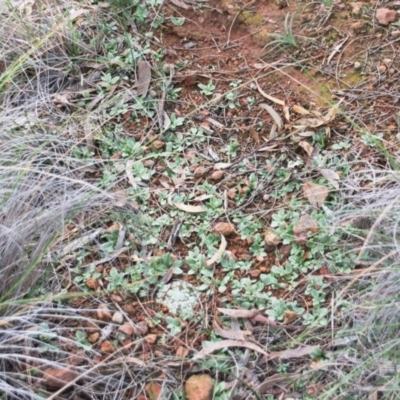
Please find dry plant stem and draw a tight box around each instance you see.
[338,249,398,294]
[356,192,400,261]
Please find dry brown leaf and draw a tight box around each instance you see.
[249,314,279,327]
[257,373,303,394]
[217,308,259,319]
[206,235,227,267]
[249,128,260,144]
[126,160,138,190]
[256,81,285,106]
[167,193,206,213]
[260,103,283,131]
[193,339,269,360]
[170,0,189,9]
[284,105,290,121]
[298,140,314,156]
[293,214,318,245]
[294,105,339,130]
[269,123,278,140]
[271,345,319,359]
[319,168,340,190]
[213,162,232,170]
[97,304,112,322]
[292,104,310,115]
[212,319,245,340]
[137,61,151,97]
[303,181,329,208]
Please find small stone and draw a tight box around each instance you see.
[44,367,78,389]
[351,21,366,32]
[88,332,100,343]
[97,304,112,322]
[209,170,224,181]
[378,64,387,73]
[118,322,134,336]
[280,244,292,257]
[112,312,124,324]
[264,230,281,251]
[133,321,149,336]
[100,340,115,353]
[283,310,298,324]
[185,374,214,400]
[145,334,158,344]
[391,30,400,38]
[144,159,155,168]
[145,383,162,400]
[86,277,98,290]
[383,58,393,66]
[193,166,207,178]
[213,222,236,237]
[176,346,189,357]
[153,140,166,150]
[353,61,362,70]
[376,8,397,25]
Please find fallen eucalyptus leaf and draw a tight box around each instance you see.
[303,181,329,208]
[292,104,310,115]
[206,235,227,267]
[298,140,314,156]
[193,339,269,360]
[212,319,246,340]
[319,168,340,190]
[260,103,283,131]
[137,61,151,97]
[218,308,259,319]
[256,81,285,106]
[168,193,206,213]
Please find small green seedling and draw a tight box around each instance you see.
[198,80,216,96]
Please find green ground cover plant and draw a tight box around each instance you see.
[1,0,400,398]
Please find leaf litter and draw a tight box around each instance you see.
[4,0,398,398]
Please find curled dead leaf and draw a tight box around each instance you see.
[255,80,285,106]
[168,193,206,213]
[206,235,227,267]
[217,308,259,319]
[193,339,269,360]
[137,61,151,97]
[298,140,314,157]
[260,103,283,131]
[319,168,340,190]
[303,181,329,208]
[293,214,318,245]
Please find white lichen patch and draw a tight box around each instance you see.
[156,280,200,320]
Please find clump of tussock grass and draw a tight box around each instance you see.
[0,2,156,399]
[319,166,400,399]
